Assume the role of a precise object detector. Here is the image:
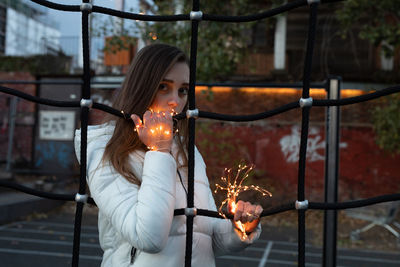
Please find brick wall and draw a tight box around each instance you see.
[0,72,35,164]
[194,88,400,202]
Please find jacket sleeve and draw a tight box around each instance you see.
[194,148,262,255]
[87,144,176,254]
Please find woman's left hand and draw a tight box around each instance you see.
[231,200,263,234]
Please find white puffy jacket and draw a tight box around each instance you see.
[74,123,261,267]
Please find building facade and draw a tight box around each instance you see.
[0,0,60,56]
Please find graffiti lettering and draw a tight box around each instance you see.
[280,125,347,163]
[35,141,73,169]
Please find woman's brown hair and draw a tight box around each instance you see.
[103,43,189,185]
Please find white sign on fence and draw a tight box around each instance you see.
[39,111,75,140]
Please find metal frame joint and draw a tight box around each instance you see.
[75,193,89,203]
[80,98,93,108]
[80,2,92,12]
[186,109,199,119]
[295,200,309,210]
[190,11,203,21]
[184,207,197,216]
[299,97,313,108]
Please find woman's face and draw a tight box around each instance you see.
[149,62,189,114]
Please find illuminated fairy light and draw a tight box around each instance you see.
[148,108,177,117]
[133,109,179,149]
[214,164,272,240]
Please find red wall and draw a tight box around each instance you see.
[194,88,400,202]
[0,72,35,164]
[197,123,400,203]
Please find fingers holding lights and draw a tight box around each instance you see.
[130,110,174,152]
[215,164,271,240]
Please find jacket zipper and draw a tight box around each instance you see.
[130,247,137,264]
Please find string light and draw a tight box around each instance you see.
[214,164,272,240]
[135,109,179,149]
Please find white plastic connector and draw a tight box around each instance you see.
[186,109,199,119]
[75,193,89,203]
[80,98,93,108]
[295,200,309,210]
[80,3,93,12]
[190,11,203,21]
[184,207,197,216]
[299,97,313,108]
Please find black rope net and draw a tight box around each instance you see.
[0,0,399,266]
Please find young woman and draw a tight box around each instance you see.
[75,43,263,267]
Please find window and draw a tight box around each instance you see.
[0,5,6,54]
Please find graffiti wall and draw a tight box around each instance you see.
[33,77,81,174]
[197,122,400,203]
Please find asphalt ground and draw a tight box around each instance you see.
[0,210,399,267]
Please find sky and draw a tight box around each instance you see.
[39,0,142,64]
[46,0,140,36]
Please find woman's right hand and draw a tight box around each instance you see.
[131,110,173,153]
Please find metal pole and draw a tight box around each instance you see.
[323,76,341,267]
[6,97,18,172]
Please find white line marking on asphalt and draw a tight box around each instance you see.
[0,228,98,238]
[257,239,400,256]
[338,255,400,264]
[271,249,400,264]
[258,241,273,267]
[0,221,18,230]
[267,259,322,266]
[19,221,99,231]
[0,236,100,248]
[0,248,102,260]
[218,255,260,262]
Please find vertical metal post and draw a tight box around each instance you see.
[323,76,341,267]
[6,97,18,172]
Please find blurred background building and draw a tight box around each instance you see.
[0,0,60,56]
[0,0,399,202]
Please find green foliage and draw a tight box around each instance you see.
[104,36,137,54]
[91,12,138,53]
[0,55,71,75]
[336,0,400,57]
[372,94,400,154]
[141,0,273,82]
[196,121,238,166]
[336,1,400,154]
